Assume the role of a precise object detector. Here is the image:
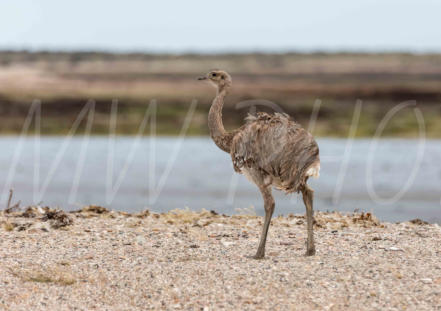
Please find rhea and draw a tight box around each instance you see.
[198,70,320,259]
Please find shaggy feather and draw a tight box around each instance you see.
[231,112,320,193]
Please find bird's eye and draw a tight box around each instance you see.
[212,73,217,77]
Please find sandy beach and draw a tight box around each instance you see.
[1,206,440,310]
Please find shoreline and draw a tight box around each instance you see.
[1,206,440,310]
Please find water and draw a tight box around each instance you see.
[0,136,440,223]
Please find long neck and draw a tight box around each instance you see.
[208,86,232,153]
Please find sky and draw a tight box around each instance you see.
[1,0,441,53]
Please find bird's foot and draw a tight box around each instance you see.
[305,248,316,256]
[246,252,265,260]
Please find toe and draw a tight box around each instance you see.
[305,248,316,256]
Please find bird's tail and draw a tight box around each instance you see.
[305,161,320,178]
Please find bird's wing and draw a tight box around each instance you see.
[231,113,319,192]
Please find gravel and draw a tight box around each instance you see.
[1,207,440,310]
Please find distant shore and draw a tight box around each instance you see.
[1,51,441,137]
[1,206,440,310]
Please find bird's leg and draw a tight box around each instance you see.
[253,186,274,259]
[302,185,316,256]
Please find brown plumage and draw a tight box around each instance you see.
[198,70,320,259]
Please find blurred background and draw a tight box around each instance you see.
[0,0,440,222]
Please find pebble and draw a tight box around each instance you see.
[221,241,235,247]
[0,209,439,310]
[135,236,146,245]
[388,247,403,251]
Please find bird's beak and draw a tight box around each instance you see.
[197,75,207,81]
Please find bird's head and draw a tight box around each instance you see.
[198,69,232,90]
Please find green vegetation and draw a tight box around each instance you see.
[8,266,76,286]
[0,51,440,137]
